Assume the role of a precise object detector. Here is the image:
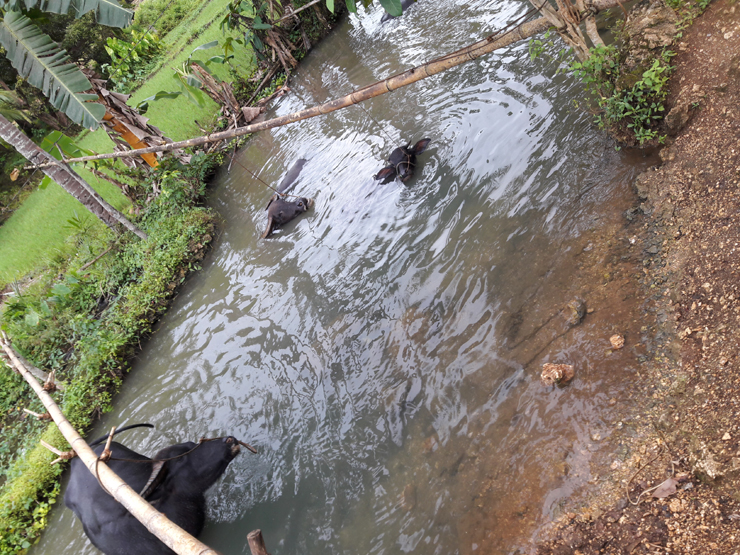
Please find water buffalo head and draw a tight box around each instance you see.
[262,195,314,239]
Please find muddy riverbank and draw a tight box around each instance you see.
[538,0,740,552]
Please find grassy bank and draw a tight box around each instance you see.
[0,0,253,287]
[0,0,343,551]
[0,153,220,554]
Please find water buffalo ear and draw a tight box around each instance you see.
[413,138,431,154]
[375,167,395,183]
[261,217,274,239]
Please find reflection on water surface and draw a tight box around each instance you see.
[32,2,655,554]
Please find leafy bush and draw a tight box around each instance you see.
[61,13,121,69]
[102,30,165,92]
[570,46,674,145]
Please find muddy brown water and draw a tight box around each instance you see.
[32,2,658,554]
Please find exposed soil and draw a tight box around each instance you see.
[537,0,740,552]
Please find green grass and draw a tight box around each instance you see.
[0,173,127,286]
[0,0,254,288]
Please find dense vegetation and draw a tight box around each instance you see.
[569,46,674,145]
[0,152,220,553]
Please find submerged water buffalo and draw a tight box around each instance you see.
[262,196,314,238]
[374,138,431,184]
[262,158,314,238]
[64,426,242,555]
[380,0,418,23]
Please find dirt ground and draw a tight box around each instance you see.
[536,0,740,553]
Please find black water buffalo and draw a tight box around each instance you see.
[374,138,431,184]
[262,159,314,239]
[64,428,241,555]
[262,196,314,238]
[380,0,418,22]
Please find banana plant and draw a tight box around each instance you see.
[0,0,147,239]
[0,0,133,130]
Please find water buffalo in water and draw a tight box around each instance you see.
[381,0,418,22]
[374,138,431,184]
[262,196,314,238]
[64,425,242,555]
[262,158,314,238]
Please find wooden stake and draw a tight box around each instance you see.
[0,336,221,555]
[100,426,117,462]
[247,530,270,555]
[40,439,76,465]
[23,408,52,421]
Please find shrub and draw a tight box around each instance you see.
[102,29,165,92]
[570,46,674,145]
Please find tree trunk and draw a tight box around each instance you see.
[0,115,147,240]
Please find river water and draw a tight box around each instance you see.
[33,2,656,554]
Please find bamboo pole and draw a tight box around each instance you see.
[27,16,555,170]
[0,336,220,555]
[27,0,624,172]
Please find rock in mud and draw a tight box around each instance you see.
[694,451,724,480]
[610,334,625,349]
[665,85,704,134]
[400,484,417,511]
[621,0,680,77]
[565,298,587,327]
[541,363,575,386]
[422,435,439,454]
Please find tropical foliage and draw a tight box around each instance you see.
[0,151,220,553]
[0,0,133,129]
[570,46,674,145]
[102,29,164,92]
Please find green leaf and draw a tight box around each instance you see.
[206,55,227,65]
[50,283,71,297]
[140,90,182,104]
[326,0,335,12]
[0,11,106,128]
[184,74,203,89]
[175,77,206,107]
[192,40,219,53]
[39,130,91,159]
[24,309,39,327]
[378,0,402,17]
[40,299,52,316]
[39,176,51,189]
[31,0,133,27]
[344,0,356,11]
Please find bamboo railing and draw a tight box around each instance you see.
[27,17,550,169]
